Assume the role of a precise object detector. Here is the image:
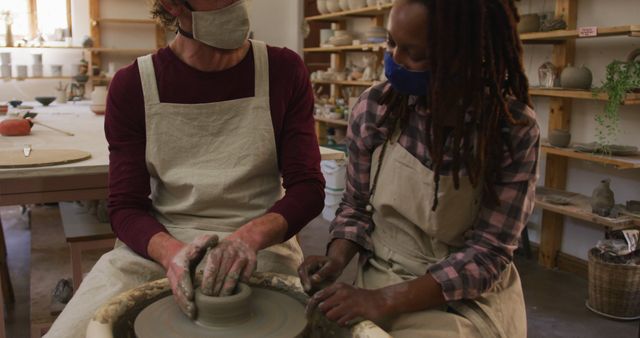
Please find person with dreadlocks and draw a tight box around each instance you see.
[299,0,539,336]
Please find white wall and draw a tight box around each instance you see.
[1,0,303,101]
[516,0,640,260]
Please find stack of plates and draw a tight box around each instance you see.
[364,26,387,43]
[328,30,354,46]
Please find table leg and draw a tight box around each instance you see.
[0,217,14,304]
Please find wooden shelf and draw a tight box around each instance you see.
[87,48,157,54]
[521,25,640,44]
[312,79,376,87]
[305,3,393,21]
[304,43,386,53]
[530,88,640,105]
[315,116,349,127]
[93,18,156,25]
[535,186,637,230]
[0,46,83,49]
[541,145,640,169]
[3,76,72,80]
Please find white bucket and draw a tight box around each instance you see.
[321,160,347,191]
[322,202,340,222]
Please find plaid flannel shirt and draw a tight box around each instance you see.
[330,83,540,301]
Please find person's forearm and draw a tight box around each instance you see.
[147,232,185,269]
[378,273,446,316]
[327,239,360,269]
[227,213,289,252]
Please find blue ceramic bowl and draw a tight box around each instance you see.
[35,96,56,106]
[8,100,22,108]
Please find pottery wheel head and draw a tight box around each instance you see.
[134,284,308,338]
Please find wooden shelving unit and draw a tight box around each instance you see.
[88,0,166,68]
[93,18,156,25]
[312,79,376,87]
[304,1,388,145]
[4,77,73,81]
[535,187,636,230]
[85,48,157,54]
[530,88,640,104]
[522,24,640,44]
[305,3,393,22]
[541,145,640,170]
[0,46,83,50]
[314,116,349,127]
[303,43,386,53]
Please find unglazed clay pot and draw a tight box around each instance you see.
[339,0,350,11]
[561,64,593,89]
[548,129,571,148]
[194,283,252,327]
[517,14,540,34]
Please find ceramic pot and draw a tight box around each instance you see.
[194,284,252,327]
[326,0,341,12]
[591,178,615,217]
[0,52,11,65]
[561,64,593,89]
[348,0,367,9]
[538,61,557,88]
[316,0,329,14]
[517,14,540,34]
[366,0,378,7]
[339,0,350,11]
[548,129,571,148]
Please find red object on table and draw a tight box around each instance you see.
[0,119,33,136]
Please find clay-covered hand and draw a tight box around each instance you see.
[297,255,345,295]
[200,237,257,297]
[307,283,391,327]
[166,234,219,319]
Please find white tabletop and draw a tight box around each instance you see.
[0,101,108,180]
[0,102,344,180]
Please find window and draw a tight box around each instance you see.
[1,0,70,44]
[1,2,30,40]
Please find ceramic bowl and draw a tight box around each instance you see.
[349,0,367,9]
[90,104,106,115]
[35,96,56,106]
[8,100,22,108]
[326,0,342,13]
[548,129,571,148]
[316,0,329,14]
[339,0,350,11]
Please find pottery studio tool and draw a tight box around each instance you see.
[22,112,75,136]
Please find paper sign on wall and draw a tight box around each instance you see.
[578,27,598,37]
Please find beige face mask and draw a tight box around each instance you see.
[185,0,250,50]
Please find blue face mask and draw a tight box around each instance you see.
[384,52,430,96]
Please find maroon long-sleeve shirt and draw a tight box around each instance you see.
[105,45,325,259]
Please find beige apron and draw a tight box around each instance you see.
[356,127,527,338]
[44,40,302,338]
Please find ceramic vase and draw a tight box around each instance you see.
[517,14,540,34]
[561,64,593,89]
[591,179,615,217]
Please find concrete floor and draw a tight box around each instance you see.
[2,205,639,338]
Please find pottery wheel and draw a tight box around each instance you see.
[134,287,307,338]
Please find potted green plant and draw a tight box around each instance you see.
[593,49,640,149]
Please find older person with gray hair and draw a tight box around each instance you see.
[44,1,324,337]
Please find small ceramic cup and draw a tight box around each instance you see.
[548,129,571,148]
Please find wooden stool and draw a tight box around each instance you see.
[59,202,115,292]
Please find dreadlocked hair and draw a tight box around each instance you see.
[378,0,531,211]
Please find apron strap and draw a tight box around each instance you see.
[137,54,161,105]
[250,40,270,98]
